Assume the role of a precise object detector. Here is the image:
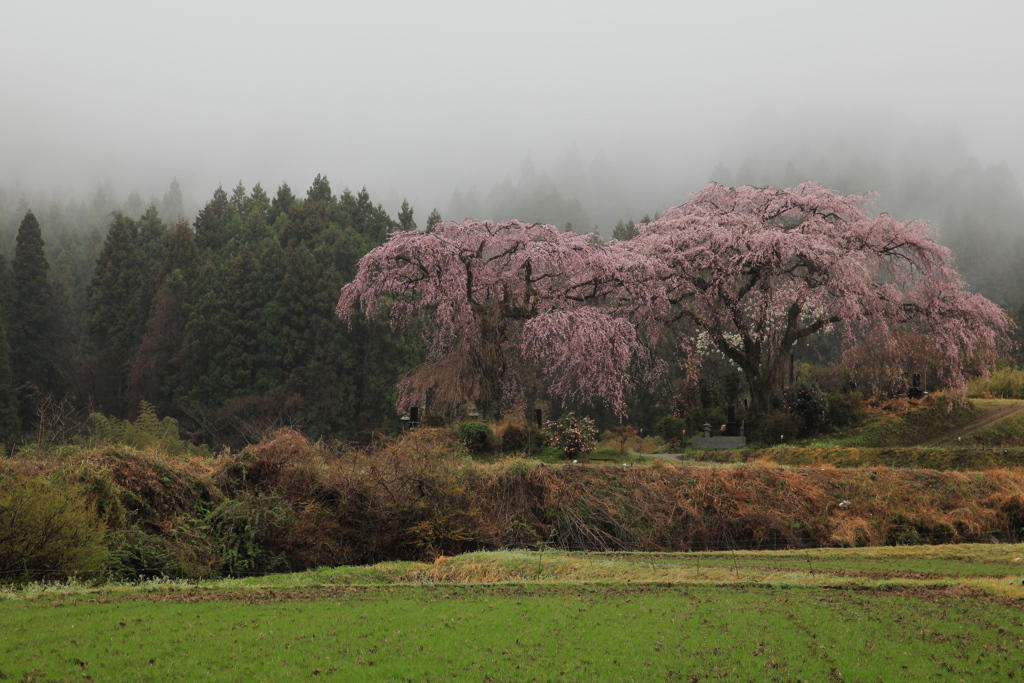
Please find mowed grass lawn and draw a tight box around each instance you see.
[4,546,1024,682]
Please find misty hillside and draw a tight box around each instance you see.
[440,119,1024,309]
[5,115,1024,314]
[720,124,1024,309]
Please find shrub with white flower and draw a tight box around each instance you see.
[546,412,598,459]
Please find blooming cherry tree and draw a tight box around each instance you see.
[336,219,648,417]
[339,185,1011,421]
[626,183,1013,413]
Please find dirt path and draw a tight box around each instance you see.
[920,399,1024,446]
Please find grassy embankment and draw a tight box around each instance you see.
[6,424,1024,587]
[3,546,1024,681]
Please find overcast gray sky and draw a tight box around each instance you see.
[2,0,1022,216]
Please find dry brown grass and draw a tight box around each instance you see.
[9,430,1024,577]
[463,455,1024,552]
[188,431,1024,557]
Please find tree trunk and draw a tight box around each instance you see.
[744,357,786,417]
[474,304,506,421]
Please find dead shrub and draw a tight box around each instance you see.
[214,428,317,496]
[499,423,530,453]
[18,446,220,539]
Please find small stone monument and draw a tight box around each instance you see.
[692,410,746,449]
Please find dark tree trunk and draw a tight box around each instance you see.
[743,354,788,417]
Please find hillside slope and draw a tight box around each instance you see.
[921,399,1024,446]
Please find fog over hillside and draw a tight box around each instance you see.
[2,1,1023,241]
[4,0,1024,450]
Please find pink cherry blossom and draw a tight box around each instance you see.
[625,183,1013,412]
[336,219,647,417]
[338,185,1012,420]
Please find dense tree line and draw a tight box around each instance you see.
[5,132,1024,449]
[0,177,424,447]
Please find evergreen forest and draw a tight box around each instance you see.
[3,131,1024,450]
[0,176,426,448]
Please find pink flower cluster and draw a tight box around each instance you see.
[545,413,598,459]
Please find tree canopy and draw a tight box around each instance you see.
[340,184,1013,419]
[336,219,649,418]
[627,183,1013,412]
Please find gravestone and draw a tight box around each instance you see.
[907,373,924,399]
[725,405,739,437]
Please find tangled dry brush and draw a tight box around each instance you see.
[4,428,1024,582]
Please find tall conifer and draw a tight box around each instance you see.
[398,199,417,231]
[158,220,201,284]
[214,248,262,397]
[0,252,19,441]
[194,186,230,251]
[275,246,323,370]
[129,221,200,411]
[135,205,168,321]
[0,311,20,443]
[10,211,55,394]
[425,208,442,232]
[160,178,186,224]
[268,183,295,224]
[181,248,263,405]
[85,212,142,414]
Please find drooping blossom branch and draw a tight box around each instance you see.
[625,182,1013,412]
[336,219,649,417]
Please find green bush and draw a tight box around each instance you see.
[87,401,190,455]
[780,382,829,433]
[826,392,866,429]
[500,424,529,452]
[753,410,804,445]
[108,521,220,582]
[0,475,108,583]
[205,493,293,577]
[108,526,171,581]
[459,422,496,454]
[968,366,1024,398]
[655,416,687,443]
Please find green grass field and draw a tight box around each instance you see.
[4,546,1024,681]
